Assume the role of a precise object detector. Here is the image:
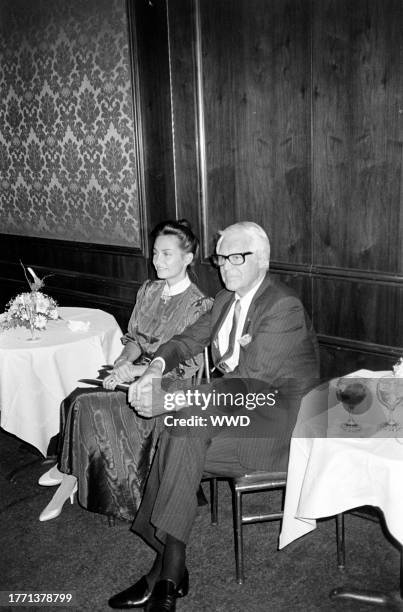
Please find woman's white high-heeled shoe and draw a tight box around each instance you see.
[38,464,64,486]
[39,475,78,522]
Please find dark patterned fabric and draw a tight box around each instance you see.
[0,0,140,246]
[59,387,165,521]
[59,280,212,521]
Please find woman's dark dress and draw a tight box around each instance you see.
[59,280,212,521]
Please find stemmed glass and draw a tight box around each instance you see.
[336,378,367,431]
[376,376,403,432]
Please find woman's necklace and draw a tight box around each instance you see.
[160,282,171,304]
[160,276,190,303]
[160,292,171,305]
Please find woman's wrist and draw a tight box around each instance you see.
[114,356,132,367]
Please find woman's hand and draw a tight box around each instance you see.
[129,364,148,378]
[103,362,134,389]
[103,363,149,390]
[115,361,135,381]
[103,372,120,390]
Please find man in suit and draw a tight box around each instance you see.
[109,221,319,611]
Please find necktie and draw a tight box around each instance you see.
[218,299,241,373]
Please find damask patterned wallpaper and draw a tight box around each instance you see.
[0,0,141,247]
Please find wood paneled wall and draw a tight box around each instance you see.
[311,0,403,367]
[167,0,403,374]
[1,0,402,376]
[166,0,403,376]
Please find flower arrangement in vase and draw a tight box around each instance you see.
[0,265,58,341]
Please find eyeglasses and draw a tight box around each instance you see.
[212,252,253,267]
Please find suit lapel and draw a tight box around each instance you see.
[240,272,272,336]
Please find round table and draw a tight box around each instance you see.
[0,307,122,456]
[279,369,403,607]
[279,369,403,549]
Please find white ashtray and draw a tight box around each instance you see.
[67,320,90,332]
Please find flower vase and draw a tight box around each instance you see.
[28,320,40,341]
[27,293,40,341]
[0,266,59,337]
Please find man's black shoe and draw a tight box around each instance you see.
[145,579,178,612]
[108,575,150,609]
[108,568,189,609]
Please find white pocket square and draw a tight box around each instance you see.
[238,334,252,347]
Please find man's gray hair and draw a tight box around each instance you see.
[216,221,270,269]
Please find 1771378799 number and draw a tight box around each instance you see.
[0,592,76,606]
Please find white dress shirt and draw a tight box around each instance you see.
[217,276,265,372]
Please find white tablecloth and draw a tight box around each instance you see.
[0,307,123,456]
[279,370,403,548]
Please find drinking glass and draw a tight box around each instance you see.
[27,319,40,341]
[376,376,403,432]
[336,378,367,431]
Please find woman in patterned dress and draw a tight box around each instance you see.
[38,220,212,522]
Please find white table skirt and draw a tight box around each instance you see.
[279,370,403,548]
[0,307,123,455]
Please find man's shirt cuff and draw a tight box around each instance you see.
[149,356,166,373]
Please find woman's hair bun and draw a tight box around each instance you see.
[177,218,192,230]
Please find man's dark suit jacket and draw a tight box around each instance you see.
[155,272,319,471]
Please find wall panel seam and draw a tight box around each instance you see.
[193,0,208,258]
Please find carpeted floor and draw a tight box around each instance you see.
[0,427,401,612]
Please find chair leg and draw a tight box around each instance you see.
[209,478,218,524]
[197,484,208,506]
[336,513,345,569]
[233,488,244,584]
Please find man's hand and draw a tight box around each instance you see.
[128,360,165,418]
